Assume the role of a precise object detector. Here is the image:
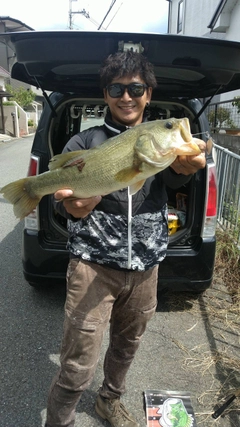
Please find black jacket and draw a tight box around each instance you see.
[54,113,192,271]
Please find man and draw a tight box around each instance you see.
[45,51,206,427]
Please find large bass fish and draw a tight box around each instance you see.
[1,118,202,219]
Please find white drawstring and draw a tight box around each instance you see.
[127,187,132,269]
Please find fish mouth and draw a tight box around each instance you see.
[174,118,201,155]
[175,140,201,155]
[160,141,201,157]
[154,118,201,157]
[179,118,192,142]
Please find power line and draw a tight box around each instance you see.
[68,0,122,31]
[98,0,117,30]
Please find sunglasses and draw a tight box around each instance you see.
[106,83,148,98]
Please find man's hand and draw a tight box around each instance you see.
[170,140,207,175]
[54,189,102,218]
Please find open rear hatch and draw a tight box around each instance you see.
[1,30,240,99]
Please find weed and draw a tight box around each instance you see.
[215,228,240,302]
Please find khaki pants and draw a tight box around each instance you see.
[46,259,158,427]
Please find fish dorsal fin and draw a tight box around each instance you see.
[48,150,87,171]
[129,179,146,195]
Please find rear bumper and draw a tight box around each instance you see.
[158,238,216,292]
[22,229,68,286]
[22,229,216,291]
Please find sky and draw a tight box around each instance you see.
[1,0,169,33]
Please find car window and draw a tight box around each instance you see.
[81,117,104,131]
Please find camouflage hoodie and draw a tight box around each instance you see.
[54,113,192,271]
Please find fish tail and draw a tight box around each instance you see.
[1,177,41,220]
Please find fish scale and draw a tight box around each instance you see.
[1,117,202,222]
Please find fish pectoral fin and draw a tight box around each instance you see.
[129,179,146,195]
[48,150,87,171]
[115,167,140,183]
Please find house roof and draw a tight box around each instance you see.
[0,16,34,32]
[0,65,10,78]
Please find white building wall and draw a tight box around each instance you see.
[4,103,29,137]
[0,76,5,90]
[169,0,240,40]
[224,0,240,41]
[168,0,240,101]
[169,0,220,36]
[219,1,240,100]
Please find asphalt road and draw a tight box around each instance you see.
[0,137,239,427]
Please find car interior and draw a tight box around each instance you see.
[48,97,204,238]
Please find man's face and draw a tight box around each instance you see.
[103,75,152,127]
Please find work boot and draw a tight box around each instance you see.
[95,394,139,427]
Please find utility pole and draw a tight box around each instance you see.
[68,0,120,31]
[69,0,78,30]
[69,0,93,30]
[69,0,73,29]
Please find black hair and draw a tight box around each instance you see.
[99,51,157,89]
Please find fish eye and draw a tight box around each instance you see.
[165,122,173,129]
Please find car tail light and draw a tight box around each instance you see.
[202,163,218,238]
[24,155,40,231]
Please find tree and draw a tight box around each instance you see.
[5,84,36,108]
[208,106,236,132]
[232,96,240,113]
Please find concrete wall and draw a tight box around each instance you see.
[213,133,240,155]
[3,103,28,137]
